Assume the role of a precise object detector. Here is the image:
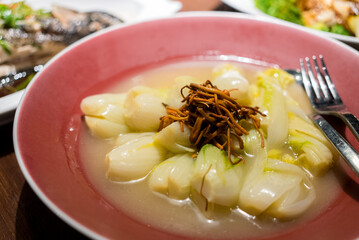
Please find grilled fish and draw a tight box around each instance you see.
[0,2,122,97]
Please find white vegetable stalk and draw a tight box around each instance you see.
[106,133,166,181]
[81,93,129,138]
[238,130,267,211]
[256,71,289,150]
[81,93,126,120]
[265,159,316,218]
[123,86,167,132]
[286,95,312,124]
[83,117,129,139]
[240,171,303,215]
[240,130,267,185]
[192,144,242,207]
[212,64,250,104]
[289,113,333,148]
[149,153,194,200]
[166,76,201,109]
[154,121,195,153]
[288,113,335,175]
[115,132,155,146]
[239,130,316,217]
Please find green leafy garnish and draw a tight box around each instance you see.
[254,0,303,25]
[0,39,12,54]
[309,22,330,32]
[15,73,34,91]
[0,1,50,29]
[330,24,351,36]
[254,0,354,37]
[309,22,351,36]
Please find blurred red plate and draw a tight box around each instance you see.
[14,12,359,239]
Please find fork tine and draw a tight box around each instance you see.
[300,58,316,104]
[305,57,322,100]
[319,55,342,103]
[312,56,331,101]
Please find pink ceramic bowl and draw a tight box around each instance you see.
[14,12,359,239]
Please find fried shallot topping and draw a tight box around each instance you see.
[158,80,266,164]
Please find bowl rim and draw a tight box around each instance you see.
[12,11,359,239]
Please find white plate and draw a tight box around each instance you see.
[222,0,359,46]
[0,0,181,125]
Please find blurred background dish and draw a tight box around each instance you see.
[222,0,359,48]
[2,0,182,23]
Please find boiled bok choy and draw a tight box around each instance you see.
[288,113,336,175]
[239,130,315,218]
[212,64,250,104]
[80,63,337,220]
[106,133,166,181]
[255,69,293,149]
[80,93,129,138]
[123,86,167,132]
[192,144,243,207]
[153,121,194,153]
[149,153,194,199]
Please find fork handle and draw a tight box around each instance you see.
[313,114,359,178]
[340,113,359,142]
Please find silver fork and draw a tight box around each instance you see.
[300,55,359,177]
[300,55,359,141]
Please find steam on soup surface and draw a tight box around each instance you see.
[79,59,341,239]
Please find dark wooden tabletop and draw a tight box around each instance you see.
[0,121,89,239]
[1,1,358,239]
